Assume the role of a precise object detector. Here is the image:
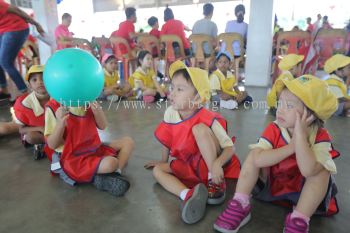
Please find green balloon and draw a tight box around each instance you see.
[43,48,104,107]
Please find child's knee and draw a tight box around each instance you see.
[101,157,119,172]
[25,131,43,145]
[152,164,162,178]
[192,123,210,137]
[121,136,135,150]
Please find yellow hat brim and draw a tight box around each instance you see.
[169,60,210,103]
[278,54,304,71]
[324,54,350,74]
[25,65,44,81]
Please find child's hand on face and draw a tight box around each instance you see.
[212,159,224,184]
[144,160,164,169]
[295,107,315,138]
[56,107,69,126]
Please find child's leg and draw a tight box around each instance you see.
[0,121,19,136]
[192,123,221,174]
[108,136,134,171]
[142,88,157,96]
[235,150,261,195]
[25,131,45,145]
[294,169,330,217]
[153,162,187,197]
[97,156,119,174]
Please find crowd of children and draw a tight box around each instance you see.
[1,2,350,233]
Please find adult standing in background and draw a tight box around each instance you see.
[306,17,314,33]
[54,13,74,50]
[0,0,44,100]
[313,14,322,33]
[192,3,218,57]
[224,4,248,79]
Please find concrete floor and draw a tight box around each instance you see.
[0,87,349,233]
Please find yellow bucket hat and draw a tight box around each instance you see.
[169,60,210,103]
[324,54,350,74]
[275,74,338,121]
[278,54,304,71]
[25,65,44,81]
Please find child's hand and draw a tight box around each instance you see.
[295,107,315,138]
[91,101,102,112]
[56,107,69,126]
[212,160,224,184]
[144,160,164,169]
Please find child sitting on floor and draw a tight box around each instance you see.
[129,50,166,102]
[324,54,350,117]
[13,65,50,159]
[214,75,340,233]
[209,51,252,109]
[267,54,304,113]
[145,60,241,224]
[45,97,134,196]
[100,54,131,102]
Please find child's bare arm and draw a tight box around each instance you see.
[91,102,107,130]
[47,107,67,150]
[252,144,294,168]
[294,108,323,177]
[144,146,169,169]
[18,125,44,134]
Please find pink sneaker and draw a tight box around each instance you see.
[143,95,155,103]
[213,199,251,233]
[283,213,309,233]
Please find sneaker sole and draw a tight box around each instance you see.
[207,192,226,205]
[181,183,208,224]
[213,213,251,233]
[94,174,130,197]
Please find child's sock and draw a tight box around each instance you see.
[291,210,310,225]
[233,192,250,208]
[208,172,212,180]
[180,189,190,201]
[116,168,122,175]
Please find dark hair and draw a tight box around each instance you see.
[203,3,214,16]
[235,4,245,15]
[137,50,151,66]
[306,17,311,22]
[148,16,158,27]
[28,72,42,82]
[164,6,174,22]
[216,53,231,62]
[125,7,136,19]
[105,55,117,64]
[62,13,71,20]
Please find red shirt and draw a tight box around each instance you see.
[160,19,190,49]
[306,23,314,33]
[111,20,135,54]
[0,1,28,34]
[149,28,160,39]
[54,24,73,50]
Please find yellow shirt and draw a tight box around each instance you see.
[44,106,87,153]
[104,69,119,88]
[164,106,234,149]
[129,67,156,89]
[266,71,294,108]
[209,70,237,97]
[249,121,337,174]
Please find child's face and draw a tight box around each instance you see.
[290,63,302,77]
[28,73,47,96]
[336,64,350,79]
[216,55,230,73]
[168,74,199,111]
[276,89,305,129]
[105,58,117,73]
[154,22,159,29]
[140,54,153,69]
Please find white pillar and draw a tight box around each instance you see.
[31,0,59,64]
[245,0,275,87]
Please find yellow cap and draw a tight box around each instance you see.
[25,65,44,81]
[275,74,338,121]
[324,54,350,74]
[278,54,304,71]
[169,60,210,103]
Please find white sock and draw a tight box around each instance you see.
[208,172,213,180]
[116,168,122,174]
[180,189,190,201]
